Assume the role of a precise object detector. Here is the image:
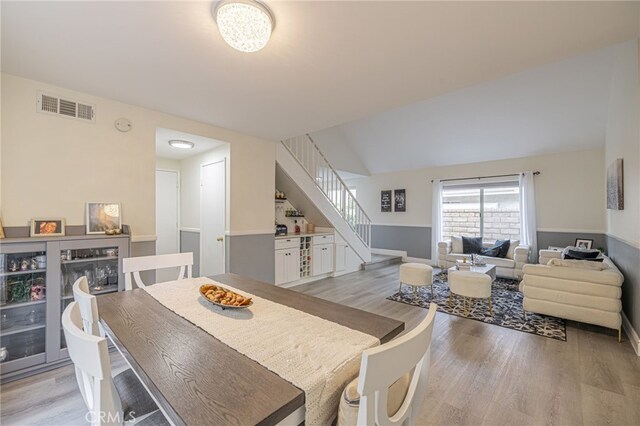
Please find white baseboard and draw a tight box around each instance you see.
[371,248,407,257]
[404,257,434,266]
[622,311,640,356]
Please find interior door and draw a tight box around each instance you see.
[156,169,179,283]
[200,160,226,277]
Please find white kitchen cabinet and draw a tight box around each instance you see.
[275,248,300,285]
[313,244,334,276]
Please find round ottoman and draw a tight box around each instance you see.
[448,270,493,315]
[399,263,434,301]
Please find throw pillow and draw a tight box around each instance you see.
[480,246,500,257]
[450,236,463,253]
[506,240,520,259]
[562,247,603,262]
[494,239,511,258]
[462,236,483,254]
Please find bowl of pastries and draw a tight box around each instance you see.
[199,284,253,310]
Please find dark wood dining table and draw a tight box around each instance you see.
[97,273,404,426]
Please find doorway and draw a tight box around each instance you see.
[200,160,226,276]
[156,169,180,283]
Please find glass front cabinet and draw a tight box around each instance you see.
[0,235,129,380]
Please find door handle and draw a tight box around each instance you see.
[216,237,224,242]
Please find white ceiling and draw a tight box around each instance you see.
[156,128,226,160]
[311,44,618,174]
[2,1,638,141]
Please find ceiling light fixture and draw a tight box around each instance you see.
[168,140,195,149]
[214,0,274,53]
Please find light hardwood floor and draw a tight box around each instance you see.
[1,264,639,425]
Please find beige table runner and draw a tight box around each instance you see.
[143,277,378,425]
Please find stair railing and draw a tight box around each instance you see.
[281,134,371,248]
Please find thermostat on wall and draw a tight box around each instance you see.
[115,118,132,132]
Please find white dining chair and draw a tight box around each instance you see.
[337,303,438,426]
[72,276,102,337]
[62,301,169,426]
[123,252,193,290]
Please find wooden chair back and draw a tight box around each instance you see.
[62,301,123,425]
[122,252,193,290]
[356,303,438,425]
[72,276,102,336]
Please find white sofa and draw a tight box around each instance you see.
[521,250,624,334]
[438,238,530,279]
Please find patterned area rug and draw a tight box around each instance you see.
[387,271,566,341]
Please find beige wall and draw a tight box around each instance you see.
[605,39,640,248]
[1,74,276,236]
[156,157,180,171]
[347,148,605,233]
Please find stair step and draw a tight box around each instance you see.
[361,254,403,271]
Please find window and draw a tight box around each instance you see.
[441,181,520,242]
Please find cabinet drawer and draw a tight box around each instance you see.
[312,235,334,245]
[275,238,299,250]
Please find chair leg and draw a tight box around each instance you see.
[413,286,418,301]
[398,282,403,293]
[523,307,527,321]
[448,293,452,307]
[430,284,434,301]
[619,327,622,343]
[488,296,493,315]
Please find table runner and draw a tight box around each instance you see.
[143,277,379,425]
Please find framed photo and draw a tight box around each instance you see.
[30,218,65,237]
[394,189,406,212]
[606,158,624,210]
[575,238,593,250]
[86,202,121,234]
[381,190,392,212]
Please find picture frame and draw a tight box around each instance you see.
[574,238,593,250]
[394,189,406,212]
[606,158,624,210]
[381,190,392,212]
[86,202,122,234]
[30,218,66,237]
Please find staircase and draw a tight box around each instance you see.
[278,134,372,262]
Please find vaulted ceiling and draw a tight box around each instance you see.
[2,1,639,143]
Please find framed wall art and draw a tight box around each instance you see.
[30,218,65,237]
[394,189,406,212]
[86,202,121,234]
[381,190,392,212]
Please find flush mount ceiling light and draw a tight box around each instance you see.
[214,0,274,53]
[168,140,195,149]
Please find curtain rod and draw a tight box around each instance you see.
[430,171,540,183]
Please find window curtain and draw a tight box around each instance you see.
[431,179,443,267]
[519,172,538,262]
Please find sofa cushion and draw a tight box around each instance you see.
[522,264,623,286]
[506,240,520,259]
[548,259,609,271]
[451,236,463,253]
[462,236,483,254]
[494,240,511,258]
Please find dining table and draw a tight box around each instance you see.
[97,273,404,426]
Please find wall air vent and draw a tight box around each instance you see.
[37,91,95,123]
